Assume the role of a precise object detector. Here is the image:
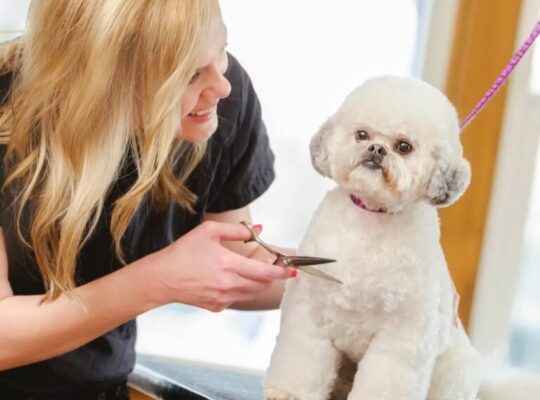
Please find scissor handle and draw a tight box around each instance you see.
[240,221,286,258]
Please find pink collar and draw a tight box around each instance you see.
[349,194,387,213]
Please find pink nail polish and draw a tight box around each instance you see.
[253,224,263,233]
[291,269,298,277]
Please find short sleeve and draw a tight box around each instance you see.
[205,55,275,213]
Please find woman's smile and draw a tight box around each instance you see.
[187,106,217,123]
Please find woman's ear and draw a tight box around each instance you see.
[425,155,471,207]
[310,119,333,178]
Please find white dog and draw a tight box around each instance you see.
[264,76,540,400]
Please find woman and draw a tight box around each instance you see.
[0,1,295,398]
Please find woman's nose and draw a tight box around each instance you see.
[215,73,231,99]
[206,67,231,100]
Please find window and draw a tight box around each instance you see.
[0,0,29,41]
[509,29,540,372]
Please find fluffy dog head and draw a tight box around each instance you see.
[310,76,470,212]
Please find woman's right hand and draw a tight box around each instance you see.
[149,221,295,312]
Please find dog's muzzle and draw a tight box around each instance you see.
[361,144,386,170]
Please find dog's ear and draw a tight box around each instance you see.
[425,153,471,207]
[310,119,333,177]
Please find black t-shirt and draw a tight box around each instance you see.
[0,54,275,395]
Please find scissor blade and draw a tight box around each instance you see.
[287,256,336,267]
[297,265,342,284]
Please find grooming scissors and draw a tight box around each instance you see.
[240,221,342,284]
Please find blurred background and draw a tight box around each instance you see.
[1,0,539,373]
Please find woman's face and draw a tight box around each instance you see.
[178,11,231,142]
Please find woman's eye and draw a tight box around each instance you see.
[355,130,369,141]
[395,141,413,154]
[188,71,200,85]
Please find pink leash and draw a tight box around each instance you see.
[459,19,540,130]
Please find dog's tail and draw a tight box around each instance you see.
[478,369,540,400]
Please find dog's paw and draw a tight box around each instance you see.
[265,388,300,400]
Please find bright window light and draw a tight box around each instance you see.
[0,0,30,32]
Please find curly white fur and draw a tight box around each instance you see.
[264,76,540,400]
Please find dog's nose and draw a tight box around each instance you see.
[368,144,387,157]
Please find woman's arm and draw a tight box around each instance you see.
[0,222,294,371]
[0,227,161,371]
[204,206,297,310]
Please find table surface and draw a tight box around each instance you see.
[129,354,266,400]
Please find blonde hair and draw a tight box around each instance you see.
[0,0,218,301]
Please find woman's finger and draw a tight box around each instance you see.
[203,221,255,242]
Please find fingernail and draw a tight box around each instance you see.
[253,224,263,233]
[290,269,298,278]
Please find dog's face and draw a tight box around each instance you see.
[310,76,470,212]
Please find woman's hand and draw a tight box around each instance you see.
[150,221,296,312]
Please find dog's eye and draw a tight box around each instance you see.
[355,130,369,141]
[395,141,413,154]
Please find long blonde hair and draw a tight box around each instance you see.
[0,0,218,301]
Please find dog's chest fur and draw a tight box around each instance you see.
[298,187,445,361]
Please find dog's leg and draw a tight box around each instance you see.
[265,279,341,400]
[346,320,437,400]
[427,327,483,400]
